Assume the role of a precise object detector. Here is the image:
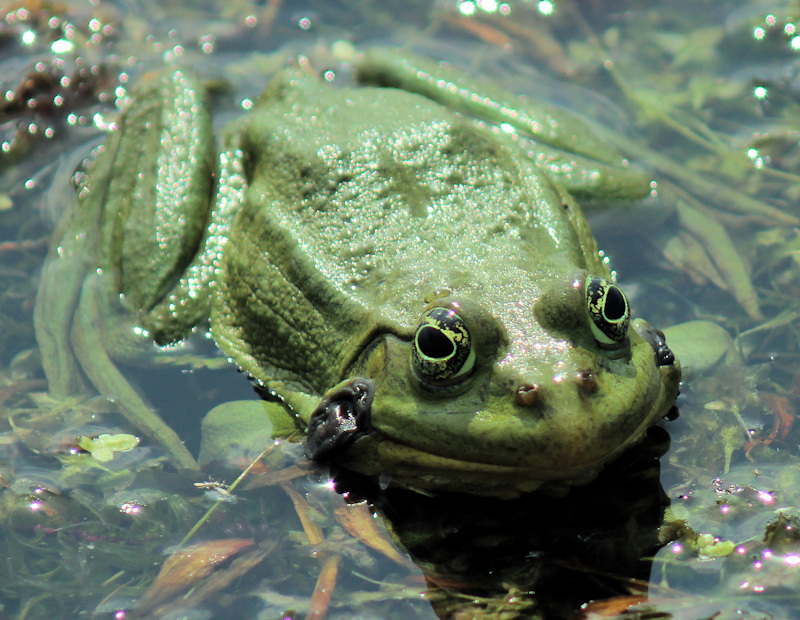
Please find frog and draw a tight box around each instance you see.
[34,47,686,497]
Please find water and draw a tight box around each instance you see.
[2,0,800,618]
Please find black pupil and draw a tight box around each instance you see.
[604,287,626,320]
[417,326,454,359]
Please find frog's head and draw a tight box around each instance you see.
[305,270,680,497]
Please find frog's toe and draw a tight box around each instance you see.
[639,324,676,367]
[305,378,374,461]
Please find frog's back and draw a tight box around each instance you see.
[213,71,606,396]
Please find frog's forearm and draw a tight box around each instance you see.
[72,273,198,469]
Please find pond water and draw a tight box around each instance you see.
[2,0,800,618]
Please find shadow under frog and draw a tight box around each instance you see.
[324,425,671,619]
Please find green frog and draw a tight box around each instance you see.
[35,48,685,497]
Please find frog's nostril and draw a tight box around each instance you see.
[514,383,541,407]
[575,370,598,395]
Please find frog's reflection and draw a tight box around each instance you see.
[332,425,670,619]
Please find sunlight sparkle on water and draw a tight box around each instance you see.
[120,502,142,515]
[458,1,476,16]
[785,554,800,566]
[51,39,74,53]
[746,147,765,169]
[753,85,768,99]
[538,1,554,15]
[21,29,35,45]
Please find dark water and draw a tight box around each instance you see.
[2,0,800,618]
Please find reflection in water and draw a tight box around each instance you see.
[333,427,669,618]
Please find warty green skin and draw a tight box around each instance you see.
[35,49,681,495]
[34,68,215,469]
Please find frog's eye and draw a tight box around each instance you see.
[586,276,630,347]
[413,308,476,382]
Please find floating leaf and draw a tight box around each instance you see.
[76,433,139,462]
[694,532,735,558]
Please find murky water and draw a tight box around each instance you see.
[2,0,800,618]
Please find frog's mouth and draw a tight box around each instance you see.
[305,378,374,461]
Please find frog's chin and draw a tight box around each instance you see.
[305,377,375,461]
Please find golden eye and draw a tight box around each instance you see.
[585,276,630,346]
[412,308,475,381]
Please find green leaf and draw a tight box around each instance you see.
[77,433,140,462]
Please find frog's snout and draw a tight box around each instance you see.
[514,370,599,408]
[640,325,676,367]
[305,378,374,462]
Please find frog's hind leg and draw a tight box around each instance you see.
[34,253,88,397]
[355,47,651,200]
[72,272,198,469]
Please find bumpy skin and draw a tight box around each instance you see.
[35,69,214,469]
[36,49,681,494]
[211,56,681,496]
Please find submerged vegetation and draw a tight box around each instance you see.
[3,0,800,617]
